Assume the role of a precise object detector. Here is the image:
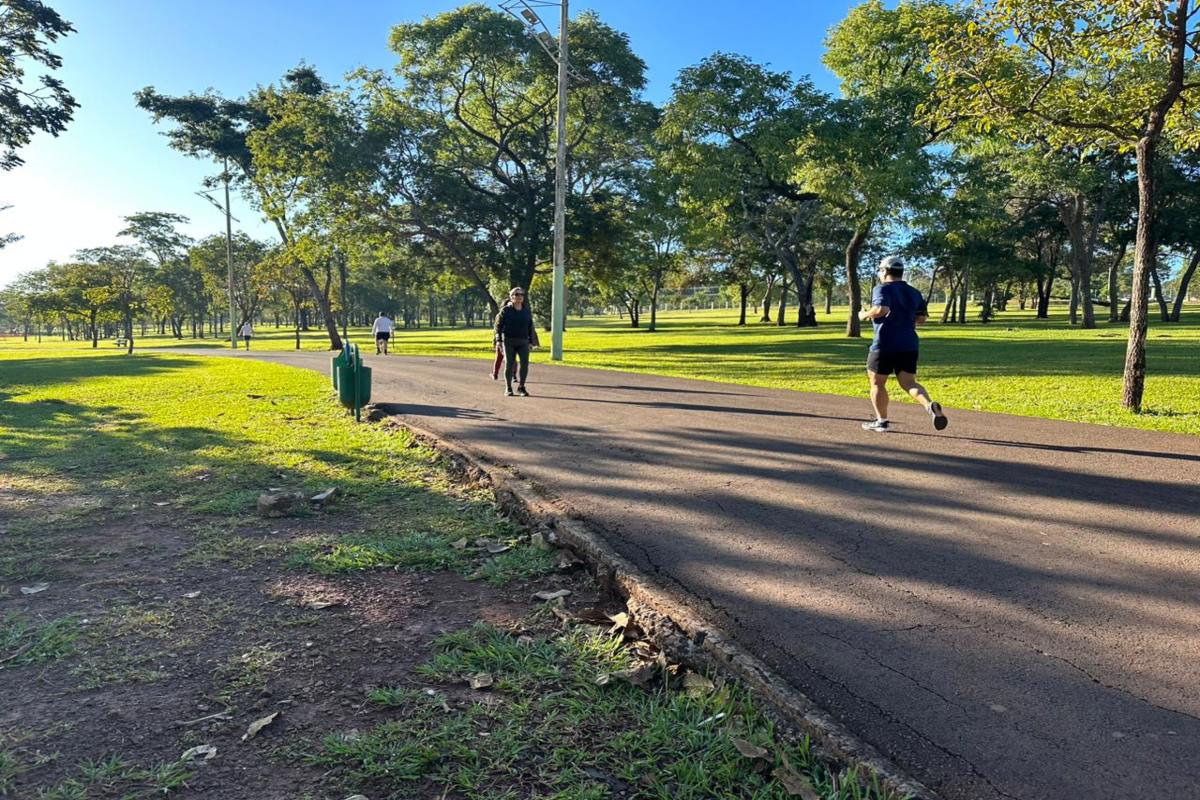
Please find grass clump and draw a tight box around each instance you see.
[32,754,192,799]
[0,615,80,669]
[313,623,900,800]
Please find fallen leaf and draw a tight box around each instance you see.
[181,744,217,761]
[450,538,469,550]
[774,765,820,799]
[614,663,656,686]
[486,543,511,554]
[529,532,551,550]
[246,393,265,399]
[153,501,171,507]
[607,612,630,633]
[731,738,768,759]
[595,672,612,686]
[554,550,582,569]
[533,589,571,602]
[682,671,715,696]
[182,591,201,599]
[343,794,369,800]
[302,599,336,610]
[310,487,339,505]
[469,672,494,690]
[241,711,280,741]
[19,583,49,595]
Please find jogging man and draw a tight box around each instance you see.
[372,312,394,355]
[238,321,253,350]
[858,256,948,433]
[493,287,539,397]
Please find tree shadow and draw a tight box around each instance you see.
[382,410,1200,799]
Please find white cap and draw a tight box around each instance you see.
[879,255,905,272]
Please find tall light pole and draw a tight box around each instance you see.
[223,158,236,350]
[195,158,239,349]
[500,0,579,361]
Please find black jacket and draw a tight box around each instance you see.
[494,304,539,345]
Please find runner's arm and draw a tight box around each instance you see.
[858,304,889,321]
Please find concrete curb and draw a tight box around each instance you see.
[382,408,939,800]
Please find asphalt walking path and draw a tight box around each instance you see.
[180,348,1200,800]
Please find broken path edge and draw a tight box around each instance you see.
[382,409,939,800]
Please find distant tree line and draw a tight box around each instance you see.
[3,1,1200,411]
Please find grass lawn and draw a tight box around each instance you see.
[8,303,1198,436]
[0,350,900,799]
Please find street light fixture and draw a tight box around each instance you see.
[499,0,579,361]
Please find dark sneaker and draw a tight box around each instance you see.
[862,419,890,433]
[930,402,948,431]
[517,386,530,397]
[505,388,515,397]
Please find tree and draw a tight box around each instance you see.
[50,261,117,347]
[356,6,653,304]
[136,66,345,349]
[820,0,950,336]
[75,246,150,354]
[924,0,1200,410]
[658,54,827,331]
[0,0,77,171]
[190,233,268,331]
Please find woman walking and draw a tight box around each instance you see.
[493,287,539,396]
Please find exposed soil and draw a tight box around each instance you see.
[0,506,598,799]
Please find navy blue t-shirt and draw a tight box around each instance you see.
[870,281,927,353]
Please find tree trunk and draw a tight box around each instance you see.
[1108,240,1127,322]
[796,268,817,327]
[776,272,788,327]
[648,273,662,332]
[1069,276,1079,325]
[1150,263,1170,322]
[957,265,969,324]
[845,223,870,337]
[1170,249,1200,322]
[299,264,342,350]
[760,275,776,322]
[90,310,99,348]
[1123,136,1158,411]
[738,283,749,326]
[943,271,959,323]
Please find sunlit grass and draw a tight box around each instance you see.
[5,303,1197,434]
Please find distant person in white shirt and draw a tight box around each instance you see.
[238,321,253,350]
[372,312,395,355]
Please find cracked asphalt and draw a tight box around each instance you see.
[185,349,1200,800]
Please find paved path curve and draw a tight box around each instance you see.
[183,349,1200,800]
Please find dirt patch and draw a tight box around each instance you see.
[0,505,594,799]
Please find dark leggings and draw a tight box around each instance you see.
[504,338,530,389]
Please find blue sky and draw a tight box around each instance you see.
[0,0,861,286]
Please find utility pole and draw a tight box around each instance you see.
[223,157,236,349]
[550,0,568,360]
[501,0,574,360]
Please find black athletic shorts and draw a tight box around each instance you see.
[375,331,391,341]
[867,349,918,375]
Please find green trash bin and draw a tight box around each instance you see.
[337,364,372,408]
[330,350,348,390]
